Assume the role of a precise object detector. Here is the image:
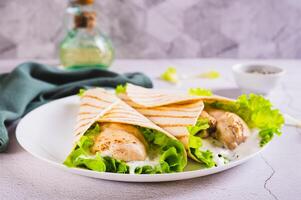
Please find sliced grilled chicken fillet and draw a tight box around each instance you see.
[207,109,249,150]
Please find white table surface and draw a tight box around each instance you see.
[1,59,300,200]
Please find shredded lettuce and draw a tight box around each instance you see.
[115,84,127,94]
[137,127,187,173]
[187,119,216,168]
[77,89,86,97]
[198,71,220,79]
[209,94,284,146]
[64,123,187,174]
[160,67,179,84]
[189,88,213,96]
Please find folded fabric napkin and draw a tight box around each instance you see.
[0,62,153,152]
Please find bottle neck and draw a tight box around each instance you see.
[74,11,96,30]
[65,1,98,33]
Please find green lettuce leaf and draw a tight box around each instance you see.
[258,128,281,147]
[209,94,284,146]
[134,165,160,174]
[115,84,127,94]
[187,119,216,168]
[138,127,187,173]
[160,67,179,84]
[103,156,129,173]
[190,149,215,168]
[189,88,213,96]
[187,119,210,135]
[77,89,86,97]
[73,152,107,172]
[85,123,101,136]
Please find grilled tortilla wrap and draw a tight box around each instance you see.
[117,84,250,168]
[64,88,187,174]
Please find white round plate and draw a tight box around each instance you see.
[16,95,265,182]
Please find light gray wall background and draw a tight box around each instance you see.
[0,0,301,59]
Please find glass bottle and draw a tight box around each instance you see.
[59,0,114,69]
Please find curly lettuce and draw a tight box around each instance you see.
[189,88,213,96]
[64,124,187,174]
[137,127,187,174]
[209,94,284,146]
[187,119,216,168]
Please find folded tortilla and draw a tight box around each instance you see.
[64,88,187,174]
[117,84,237,167]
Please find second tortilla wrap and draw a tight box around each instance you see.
[117,84,233,167]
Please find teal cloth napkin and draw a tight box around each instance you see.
[0,62,153,152]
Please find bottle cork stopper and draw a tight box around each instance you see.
[75,0,94,5]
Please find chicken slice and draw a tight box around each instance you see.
[91,123,147,162]
[207,109,249,150]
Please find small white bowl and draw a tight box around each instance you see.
[232,63,285,95]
